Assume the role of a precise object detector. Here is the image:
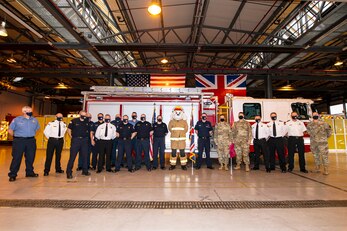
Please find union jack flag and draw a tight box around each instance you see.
[225,74,247,89]
[195,74,218,89]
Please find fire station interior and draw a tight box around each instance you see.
[0,1,346,230]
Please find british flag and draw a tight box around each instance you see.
[195,74,218,89]
[225,74,247,89]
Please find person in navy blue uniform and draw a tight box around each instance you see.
[66,110,91,179]
[194,113,214,169]
[111,114,122,167]
[134,114,153,171]
[129,112,139,164]
[88,113,104,170]
[8,106,40,182]
[115,115,136,173]
[152,115,168,170]
[77,112,93,170]
[43,113,67,176]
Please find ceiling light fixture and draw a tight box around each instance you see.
[0,21,8,37]
[12,77,23,82]
[334,57,343,66]
[148,1,161,15]
[55,82,68,89]
[161,58,168,64]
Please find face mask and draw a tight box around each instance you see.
[141,117,145,121]
[271,116,277,120]
[292,116,298,120]
[123,119,128,123]
[239,115,244,120]
[202,116,207,120]
[80,115,86,120]
[116,117,121,122]
[132,115,137,120]
[57,117,63,121]
[313,115,319,120]
[157,119,162,122]
[98,116,103,121]
[105,119,111,123]
[26,112,33,117]
[220,118,225,122]
[255,119,260,123]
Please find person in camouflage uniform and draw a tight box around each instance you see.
[306,112,332,175]
[214,115,232,170]
[232,112,252,172]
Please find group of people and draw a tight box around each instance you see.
[7,106,332,182]
[214,111,332,175]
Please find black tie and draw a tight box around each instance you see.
[256,123,259,139]
[105,124,108,137]
[273,122,277,137]
[58,121,61,137]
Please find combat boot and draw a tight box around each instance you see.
[234,164,241,170]
[224,164,229,171]
[313,165,320,173]
[219,163,224,170]
[323,166,329,175]
[245,164,250,172]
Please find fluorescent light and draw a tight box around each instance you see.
[13,77,23,82]
[334,60,343,66]
[148,2,161,15]
[6,57,16,63]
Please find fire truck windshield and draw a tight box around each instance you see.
[291,103,309,120]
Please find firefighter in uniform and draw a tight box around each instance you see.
[129,112,139,165]
[95,114,117,173]
[111,114,122,167]
[252,115,271,172]
[267,112,288,173]
[90,113,104,170]
[306,112,332,175]
[214,115,232,170]
[232,112,252,172]
[135,114,153,171]
[8,106,40,182]
[168,106,188,170]
[78,112,94,170]
[66,110,91,179]
[43,113,67,176]
[287,111,308,173]
[152,115,168,170]
[115,115,136,173]
[195,113,214,169]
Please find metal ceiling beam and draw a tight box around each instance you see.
[248,86,346,93]
[0,43,342,53]
[1,67,346,76]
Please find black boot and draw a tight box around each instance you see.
[181,166,187,170]
[169,165,176,170]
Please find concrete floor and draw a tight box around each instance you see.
[0,146,346,231]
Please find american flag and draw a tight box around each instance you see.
[126,74,150,87]
[150,74,186,88]
[149,104,156,161]
[189,105,196,163]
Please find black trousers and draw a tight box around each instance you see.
[66,137,88,175]
[8,137,36,178]
[44,138,64,173]
[153,137,166,168]
[197,138,212,168]
[116,139,133,171]
[97,140,113,171]
[253,138,270,169]
[287,136,306,171]
[268,137,286,170]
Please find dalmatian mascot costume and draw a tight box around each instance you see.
[168,106,188,170]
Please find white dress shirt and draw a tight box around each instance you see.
[95,122,116,140]
[44,120,67,139]
[286,120,306,136]
[267,121,288,137]
[251,122,269,139]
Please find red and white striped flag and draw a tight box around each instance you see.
[150,74,186,88]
